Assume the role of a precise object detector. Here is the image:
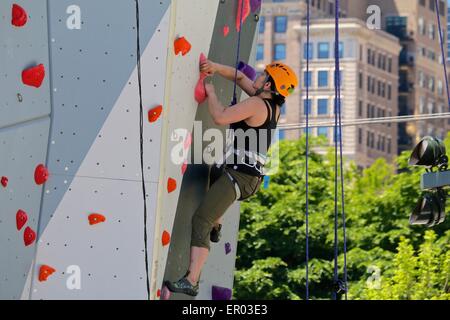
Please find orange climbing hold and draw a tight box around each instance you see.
[195,53,208,104]
[24,227,36,247]
[34,164,49,185]
[236,0,251,32]
[11,4,28,27]
[162,231,171,246]
[88,213,106,226]
[39,265,56,282]
[167,178,177,193]
[148,105,163,123]
[174,37,191,56]
[22,64,46,88]
[1,176,8,188]
[16,209,28,231]
[223,25,230,37]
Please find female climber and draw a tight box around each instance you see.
[164,60,298,297]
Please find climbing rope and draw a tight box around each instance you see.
[231,0,246,105]
[434,0,450,109]
[332,0,348,300]
[134,0,151,300]
[305,0,310,301]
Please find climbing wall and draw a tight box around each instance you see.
[162,0,261,301]
[0,1,52,299]
[0,0,260,300]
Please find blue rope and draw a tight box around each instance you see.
[435,0,450,110]
[305,0,310,301]
[332,0,348,300]
[232,0,246,105]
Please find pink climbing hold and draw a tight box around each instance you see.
[181,161,188,175]
[223,25,230,37]
[16,209,28,231]
[195,53,208,104]
[212,285,232,300]
[236,0,251,32]
[34,164,49,185]
[1,176,8,188]
[11,4,28,27]
[22,64,46,88]
[24,227,36,247]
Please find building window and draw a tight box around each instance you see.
[367,76,371,92]
[358,128,363,144]
[304,43,313,60]
[386,16,408,39]
[334,70,343,87]
[274,16,288,33]
[318,42,330,59]
[418,17,425,35]
[318,71,328,87]
[430,0,435,11]
[387,138,392,154]
[358,100,363,117]
[428,23,436,40]
[274,44,286,60]
[359,72,363,89]
[387,84,392,100]
[318,99,328,115]
[335,42,344,58]
[256,44,264,61]
[429,76,435,92]
[438,80,444,95]
[304,71,312,88]
[388,57,392,72]
[259,16,265,34]
[318,127,329,138]
[304,99,312,115]
[367,48,371,64]
[333,127,341,143]
[367,103,371,118]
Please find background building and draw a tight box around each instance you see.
[257,0,449,167]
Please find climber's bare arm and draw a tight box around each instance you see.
[205,84,265,126]
[200,60,256,97]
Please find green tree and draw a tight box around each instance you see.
[234,133,450,300]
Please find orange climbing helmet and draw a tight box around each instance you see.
[265,62,298,98]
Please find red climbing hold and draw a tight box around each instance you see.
[1,176,8,188]
[88,213,106,226]
[236,0,251,32]
[174,37,191,56]
[148,105,163,123]
[181,161,188,175]
[24,227,36,247]
[11,4,28,27]
[22,64,46,88]
[39,265,56,282]
[223,25,230,37]
[156,289,161,298]
[16,210,28,231]
[195,53,208,104]
[34,164,49,185]
[162,230,171,246]
[167,178,177,193]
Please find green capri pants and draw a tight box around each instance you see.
[191,166,262,250]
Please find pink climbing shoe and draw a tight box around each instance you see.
[195,53,208,104]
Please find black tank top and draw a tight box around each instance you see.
[226,98,280,176]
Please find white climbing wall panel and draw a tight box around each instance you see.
[0,0,260,300]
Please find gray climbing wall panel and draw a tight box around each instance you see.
[0,0,259,300]
[0,0,51,300]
